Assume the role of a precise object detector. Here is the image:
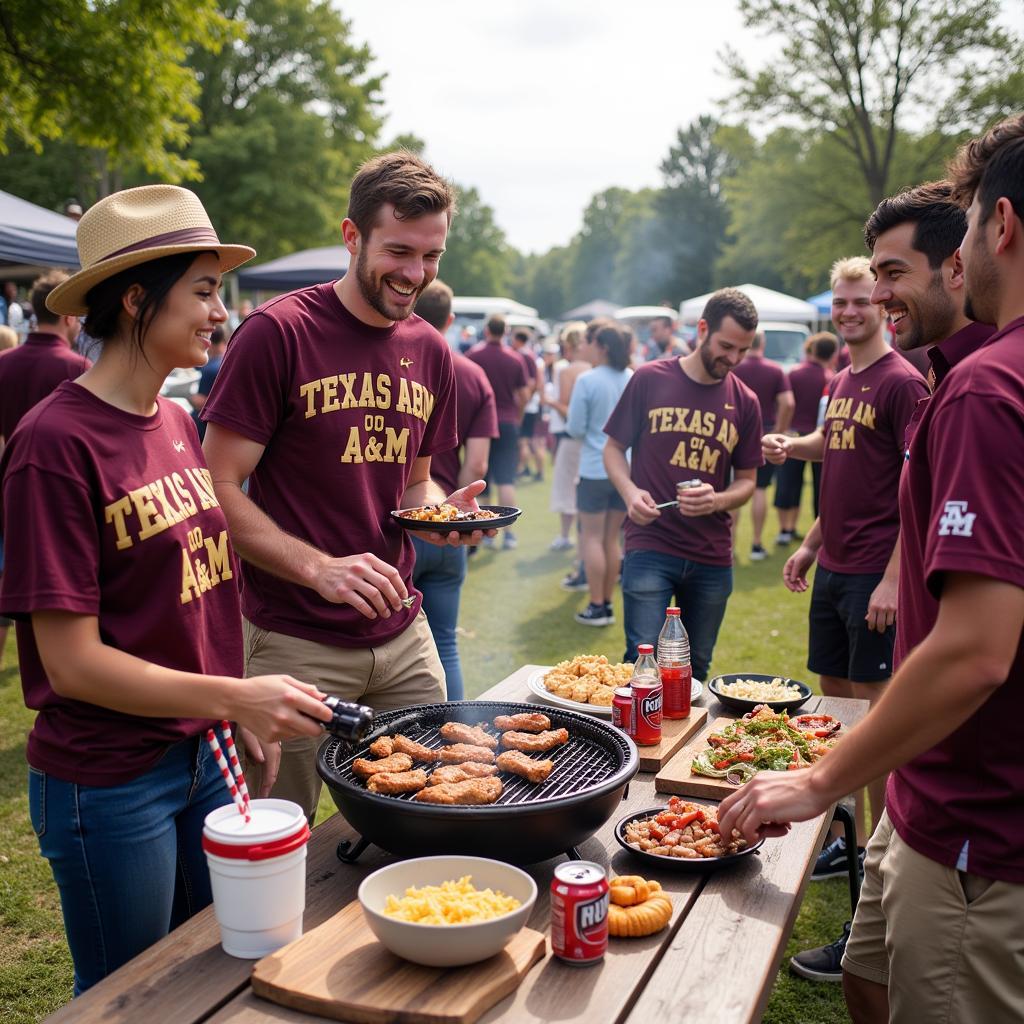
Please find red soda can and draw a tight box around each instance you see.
[550,861,609,965]
[630,644,662,746]
[611,687,632,734]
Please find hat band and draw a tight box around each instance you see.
[99,227,221,263]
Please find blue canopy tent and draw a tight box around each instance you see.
[0,189,80,271]
[235,245,349,292]
[807,290,832,317]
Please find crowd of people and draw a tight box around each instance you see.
[0,114,1021,1024]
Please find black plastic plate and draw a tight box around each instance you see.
[707,673,813,715]
[390,504,522,534]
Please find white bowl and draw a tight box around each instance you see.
[357,855,538,967]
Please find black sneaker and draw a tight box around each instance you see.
[560,570,589,592]
[575,602,611,626]
[789,921,851,982]
[811,835,865,881]
[602,602,615,624]
[750,543,768,561]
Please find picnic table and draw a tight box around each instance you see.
[46,666,867,1024]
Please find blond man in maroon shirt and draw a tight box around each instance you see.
[722,115,1024,1023]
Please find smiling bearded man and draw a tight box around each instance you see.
[200,152,490,824]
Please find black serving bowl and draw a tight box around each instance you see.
[614,805,765,872]
[707,673,813,715]
[390,504,522,533]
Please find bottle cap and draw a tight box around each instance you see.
[666,607,681,616]
[637,643,654,654]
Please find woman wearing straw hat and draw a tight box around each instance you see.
[0,185,333,994]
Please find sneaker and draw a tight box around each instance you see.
[750,544,768,561]
[775,531,794,545]
[789,922,851,982]
[811,835,865,881]
[560,570,589,591]
[502,531,518,551]
[549,536,574,551]
[575,602,611,626]
[602,602,615,624]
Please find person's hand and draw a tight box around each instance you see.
[717,768,830,846]
[866,575,898,633]
[420,479,498,548]
[762,433,791,465]
[232,674,332,743]
[626,488,660,525]
[313,553,407,618]
[783,545,817,592]
[677,482,717,517]
[238,726,283,797]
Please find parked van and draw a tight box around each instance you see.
[446,296,549,350]
[759,321,811,369]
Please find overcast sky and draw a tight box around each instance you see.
[342,1,762,255]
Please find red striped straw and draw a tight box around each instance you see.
[220,720,251,809]
[206,729,250,824]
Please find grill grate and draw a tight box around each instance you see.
[323,705,627,807]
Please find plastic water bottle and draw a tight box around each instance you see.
[658,607,692,719]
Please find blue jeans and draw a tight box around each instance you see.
[28,737,230,995]
[620,549,733,680]
[411,537,467,701]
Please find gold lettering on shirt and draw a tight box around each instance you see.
[180,527,234,604]
[104,467,220,548]
[129,484,169,541]
[825,394,877,451]
[645,404,741,476]
[104,495,135,550]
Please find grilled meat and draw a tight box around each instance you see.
[429,763,500,785]
[366,769,428,795]
[393,734,439,762]
[500,728,569,753]
[493,713,551,733]
[413,776,503,805]
[496,749,554,783]
[352,753,413,779]
[439,722,498,750]
[437,743,496,765]
[368,736,395,758]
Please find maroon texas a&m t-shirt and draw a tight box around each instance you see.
[466,342,528,424]
[731,354,790,430]
[887,317,1024,883]
[817,351,926,573]
[0,331,91,440]
[0,383,243,786]
[787,360,831,434]
[202,284,457,648]
[430,352,498,495]
[604,359,762,566]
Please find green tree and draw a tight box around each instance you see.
[439,184,515,296]
[0,0,233,181]
[517,245,573,320]
[568,187,634,308]
[725,0,1014,206]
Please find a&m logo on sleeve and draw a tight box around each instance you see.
[938,500,976,537]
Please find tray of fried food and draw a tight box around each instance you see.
[607,874,673,938]
[390,504,520,534]
[535,655,633,710]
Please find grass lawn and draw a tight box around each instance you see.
[0,468,853,1023]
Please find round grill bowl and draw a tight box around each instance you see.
[317,700,639,865]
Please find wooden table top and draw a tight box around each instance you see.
[46,667,867,1024]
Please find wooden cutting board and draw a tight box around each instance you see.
[251,899,547,1024]
[654,716,744,798]
[636,706,708,772]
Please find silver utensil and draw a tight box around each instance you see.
[654,499,680,510]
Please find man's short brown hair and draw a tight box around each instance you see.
[949,113,1024,223]
[864,181,967,269]
[486,315,506,338]
[414,279,453,332]
[701,288,758,335]
[806,331,838,361]
[348,150,457,238]
[30,270,70,325]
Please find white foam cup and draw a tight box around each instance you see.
[202,798,309,958]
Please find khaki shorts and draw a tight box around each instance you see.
[843,810,1024,1023]
[242,612,445,824]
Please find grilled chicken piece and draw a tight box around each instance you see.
[368,736,395,758]
[496,749,554,783]
[413,776,503,805]
[352,753,413,779]
[393,735,439,762]
[501,728,569,753]
[439,722,498,750]
[366,769,428,795]
[429,763,500,785]
[437,743,496,765]
[493,713,551,733]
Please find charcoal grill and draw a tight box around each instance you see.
[317,700,638,865]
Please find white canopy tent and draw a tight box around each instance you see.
[679,284,818,326]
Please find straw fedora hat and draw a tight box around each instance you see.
[47,185,256,316]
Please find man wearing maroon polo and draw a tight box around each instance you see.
[721,115,1024,1023]
[731,330,793,560]
[466,316,530,550]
